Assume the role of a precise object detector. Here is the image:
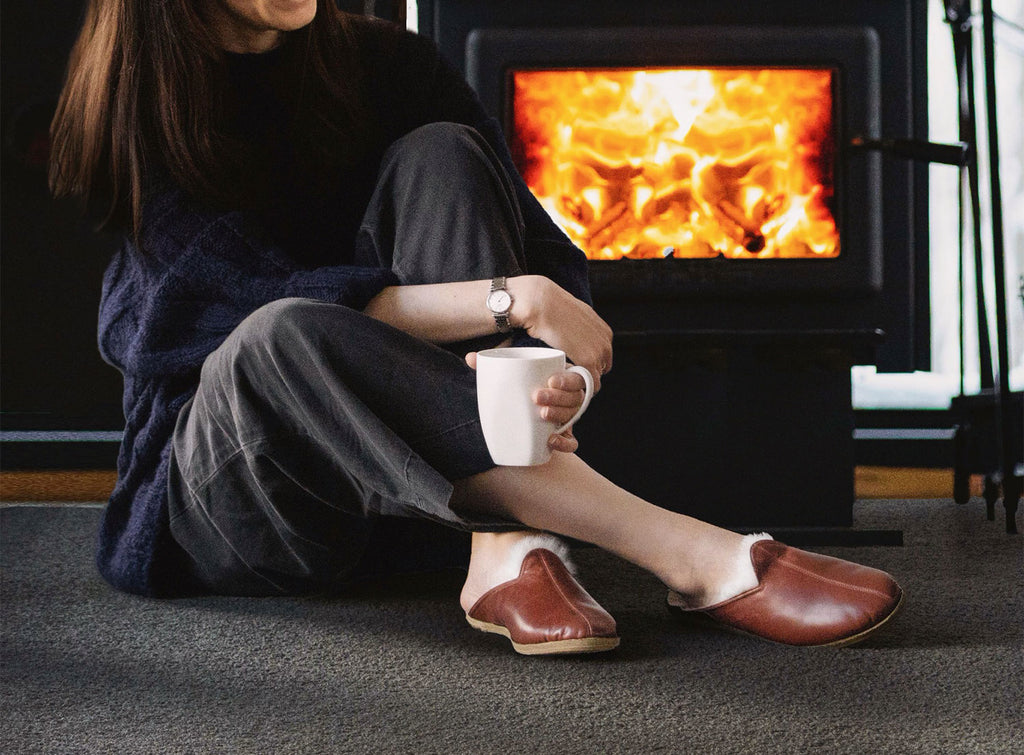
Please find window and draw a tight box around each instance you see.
[853,0,1023,409]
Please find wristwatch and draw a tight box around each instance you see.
[486,276,514,333]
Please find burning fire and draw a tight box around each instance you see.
[511,68,840,260]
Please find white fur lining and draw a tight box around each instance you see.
[700,532,773,607]
[488,533,576,588]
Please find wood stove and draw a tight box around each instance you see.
[420,0,930,538]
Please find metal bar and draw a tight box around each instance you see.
[981,0,1020,532]
[853,429,958,441]
[847,136,969,166]
[951,9,996,390]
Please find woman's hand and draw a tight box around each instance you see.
[465,352,587,455]
[506,275,613,393]
[535,367,587,454]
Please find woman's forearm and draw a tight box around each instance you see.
[363,277,530,344]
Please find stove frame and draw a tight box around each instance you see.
[468,25,882,301]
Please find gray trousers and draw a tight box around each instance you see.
[168,123,527,595]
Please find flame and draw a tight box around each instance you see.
[511,68,839,260]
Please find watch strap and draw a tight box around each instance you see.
[489,276,513,333]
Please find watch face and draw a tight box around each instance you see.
[488,290,512,313]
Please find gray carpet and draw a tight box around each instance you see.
[2,499,1022,754]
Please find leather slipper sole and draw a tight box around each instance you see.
[466,614,621,655]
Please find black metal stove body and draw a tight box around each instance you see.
[419,0,929,534]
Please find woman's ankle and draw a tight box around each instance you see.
[673,533,772,608]
[460,530,561,612]
[652,524,767,607]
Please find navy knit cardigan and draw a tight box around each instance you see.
[96,18,591,596]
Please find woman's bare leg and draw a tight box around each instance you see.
[454,452,757,610]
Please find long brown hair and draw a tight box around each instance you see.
[49,0,368,236]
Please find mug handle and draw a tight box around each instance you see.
[553,366,595,434]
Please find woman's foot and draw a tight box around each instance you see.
[460,531,556,613]
[667,537,904,647]
[461,531,619,655]
[451,455,900,649]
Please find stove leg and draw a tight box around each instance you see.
[983,475,1000,521]
[953,424,971,504]
[1003,475,1021,535]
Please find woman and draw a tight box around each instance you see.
[49,0,902,654]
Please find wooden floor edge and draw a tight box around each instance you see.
[0,467,977,503]
[854,466,960,500]
[0,470,119,502]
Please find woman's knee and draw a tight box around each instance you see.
[386,122,484,168]
[381,122,499,199]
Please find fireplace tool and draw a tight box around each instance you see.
[943,0,1022,533]
[854,1,1022,533]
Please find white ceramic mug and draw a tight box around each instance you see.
[476,347,595,466]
